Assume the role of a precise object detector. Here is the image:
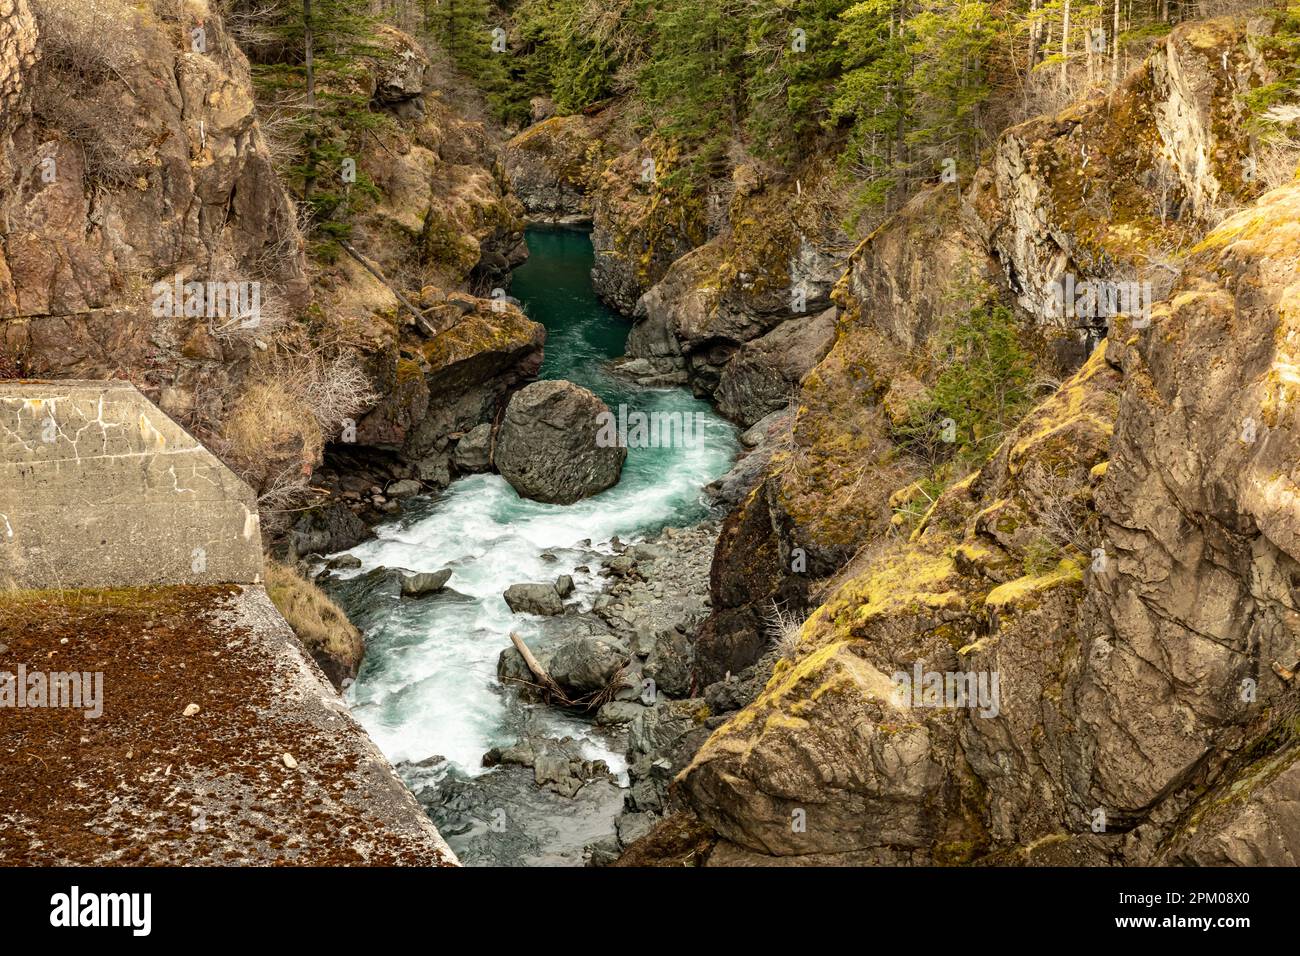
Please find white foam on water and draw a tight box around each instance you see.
[343,403,737,775]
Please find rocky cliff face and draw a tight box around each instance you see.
[624,163,844,414]
[1082,183,1300,865]
[667,15,1300,865]
[969,17,1278,333]
[1,0,308,396]
[503,112,618,223]
[0,0,36,122]
[0,1,543,556]
[504,111,711,314]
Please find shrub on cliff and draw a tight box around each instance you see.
[894,299,1036,470]
[218,350,378,519]
[28,0,142,187]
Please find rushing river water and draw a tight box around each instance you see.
[333,227,738,862]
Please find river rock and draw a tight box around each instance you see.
[629,698,711,765]
[616,812,657,848]
[400,568,453,598]
[386,479,423,499]
[497,616,630,699]
[596,700,648,725]
[287,502,370,561]
[643,627,693,698]
[548,633,630,694]
[452,423,494,474]
[495,381,626,504]
[555,574,575,598]
[604,555,636,577]
[504,582,565,616]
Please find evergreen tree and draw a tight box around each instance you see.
[248,0,385,254]
[745,0,854,161]
[636,0,749,182]
[832,0,913,211]
[427,0,515,120]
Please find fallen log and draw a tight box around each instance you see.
[510,632,565,699]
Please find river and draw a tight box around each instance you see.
[332,226,738,864]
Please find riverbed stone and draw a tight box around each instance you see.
[504,582,565,616]
[495,380,626,504]
[387,479,423,499]
[400,568,453,598]
[597,700,649,725]
[452,423,494,473]
[644,627,693,698]
[548,633,630,694]
[616,812,657,848]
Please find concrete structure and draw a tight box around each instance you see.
[0,380,458,866]
[0,380,262,589]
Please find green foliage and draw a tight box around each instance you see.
[746,0,855,161]
[427,0,519,121]
[894,297,1036,468]
[832,0,998,214]
[1242,2,1300,140]
[634,0,742,179]
[507,0,857,186]
[511,0,621,116]
[249,0,388,253]
[1022,536,1062,575]
[404,0,1277,222]
[891,476,946,526]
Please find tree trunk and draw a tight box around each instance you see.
[1111,0,1121,86]
[1027,0,1041,76]
[303,0,316,198]
[1061,0,1071,91]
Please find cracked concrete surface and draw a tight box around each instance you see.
[0,380,262,588]
[0,379,457,865]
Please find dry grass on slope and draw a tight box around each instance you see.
[264,560,364,693]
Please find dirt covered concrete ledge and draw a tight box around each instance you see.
[0,584,457,865]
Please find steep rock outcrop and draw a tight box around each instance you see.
[681,15,1300,865]
[624,163,846,403]
[713,307,836,427]
[691,15,1284,701]
[1074,179,1300,858]
[682,344,1122,859]
[690,182,999,684]
[503,112,616,222]
[1,1,309,372]
[0,0,36,121]
[684,176,1300,868]
[969,17,1280,329]
[591,140,713,314]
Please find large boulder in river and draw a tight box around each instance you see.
[498,616,631,698]
[400,568,452,598]
[504,582,565,616]
[495,380,626,504]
